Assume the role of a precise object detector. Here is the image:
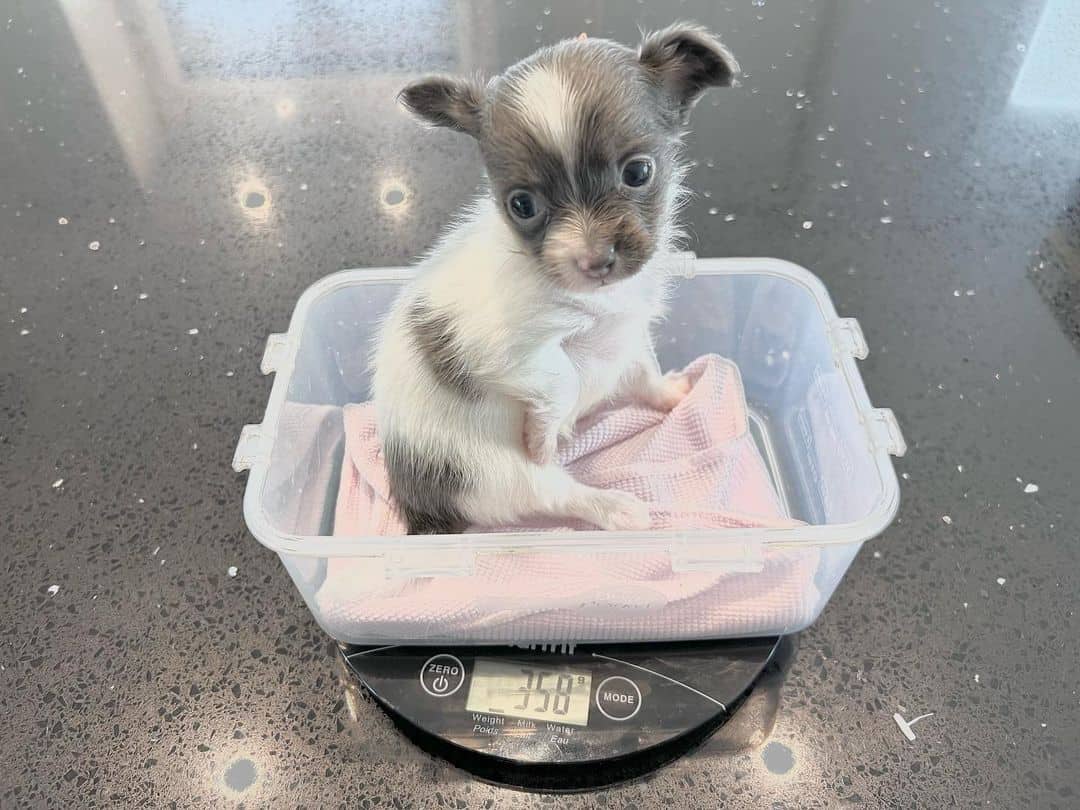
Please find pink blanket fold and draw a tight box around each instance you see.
[319,354,820,642]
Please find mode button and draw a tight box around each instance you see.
[595,676,642,721]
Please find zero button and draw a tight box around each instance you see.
[419,654,465,698]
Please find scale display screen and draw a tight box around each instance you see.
[464,658,592,727]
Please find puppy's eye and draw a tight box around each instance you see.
[621,157,654,188]
[507,190,541,221]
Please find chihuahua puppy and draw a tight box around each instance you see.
[373,23,738,534]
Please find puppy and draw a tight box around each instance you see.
[373,23,739,534]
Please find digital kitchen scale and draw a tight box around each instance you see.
[340,636,784,790]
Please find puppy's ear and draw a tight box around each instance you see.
[639,23,739,120]
[398,75,485,138]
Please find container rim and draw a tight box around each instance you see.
[237,256,903,559]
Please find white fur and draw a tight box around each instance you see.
[372,197,684,532]
[509,65,576,155]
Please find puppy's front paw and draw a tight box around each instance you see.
[557,413,578,442]
[592,490,652,531]
[644,372,693,412]
[524,415,558,466]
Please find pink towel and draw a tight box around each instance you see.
[319,354,821,642]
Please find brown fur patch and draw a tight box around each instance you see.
[408,298,481,399]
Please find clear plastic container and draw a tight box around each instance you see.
[233,256,905,645]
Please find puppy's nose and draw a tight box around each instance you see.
[575,245,616,278]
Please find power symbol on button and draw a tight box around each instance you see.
[420,654,465,698]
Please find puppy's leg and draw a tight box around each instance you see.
[462,453,651,532]
[620,338,691,412]
[523,398,571,467]
[558,475,652,531]
[510,343,581,466]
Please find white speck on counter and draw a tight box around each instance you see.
[996,577,1006,586]
[300,182,308,191]
[51,478,64,488]
[963,602,968,608]
[57,216,68,225]
[901,472,910,480]
[47,585,59,596]
[957,464,964,472]
[953,289,961,297]
[152,546,160,556]
[88,240,100,251]
[19,328,29,336]
[801,220,813,229]
[228,566,238,578]
[108,216,116,224]
[225,370,234,377]
[192,442,198,450]
[942,515,952,525]
[724,213,736,222]
[923,150,932,158]
[873,550,882,559]
[707,207,718,215]
[1024,483,1039,493]
[893,711,934,742]
[187,328,199,335]
[880,215,893,224]
[974,674,980,683]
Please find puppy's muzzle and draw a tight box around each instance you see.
[574,244,617,279]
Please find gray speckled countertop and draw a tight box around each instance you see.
[2,1,1078,807]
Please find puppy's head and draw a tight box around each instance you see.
[400,24,738,291]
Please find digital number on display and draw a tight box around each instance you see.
[464,659,593,727]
